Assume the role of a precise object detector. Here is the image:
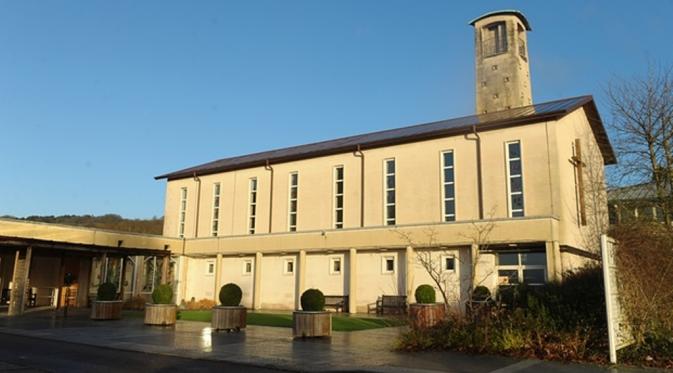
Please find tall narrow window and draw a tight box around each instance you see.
[288,172,298,232]
[442,151,456,222]
[248,178,257,234]
[211,183,221,236]
[384,159,396,225]
[484,21,507,57]
[178,187,187,238]
[334,166,344,229]
[506,141,524,217]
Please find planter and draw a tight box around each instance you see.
[212,306,247,332]
[293,311,331,338]
[409,303,445,329]
[144,303,177,326]
[90,300,123,320]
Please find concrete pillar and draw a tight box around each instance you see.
[177,256,189,304]
[470,243,479,292]
[296,250,306,310]
[348,248,357,313]
[8,247,32,316]
[253,252,263,310]
[161,255,169,285]
[405,246,414,301]
[213,253,223,302]
[545,241,563,282]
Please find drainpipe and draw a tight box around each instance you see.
[353,145,365,227]
[192,172,202,238]
[265,160,274,233]
[467,125,484,220]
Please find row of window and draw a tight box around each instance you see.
[180,141,525,237]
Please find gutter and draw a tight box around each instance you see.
[467,125,484,219]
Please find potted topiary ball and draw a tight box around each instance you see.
[293,288,331,338]
[90,282,123,320]
[212,283,246,332]
[144,284,177,326]
[409,284,445,329]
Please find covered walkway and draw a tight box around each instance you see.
[0,218,180,316]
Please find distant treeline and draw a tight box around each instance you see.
[1,214,164,235]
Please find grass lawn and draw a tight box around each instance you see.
[177,310,406,331]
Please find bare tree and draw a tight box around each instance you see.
[606,64,673,225]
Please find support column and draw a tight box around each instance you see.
[213,253,223,302]
[161,255,170,285]
[470,243,479,292]
[405,246,414,300]
[545,241,563,282]
[101,252,108,283]
[133,256,144,296]
[348,248,357,314]
[8,247,32,316]
[177,256,189,303]
[296,250,306,310]
[253,252,263,310]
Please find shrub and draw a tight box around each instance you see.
[219,283,243,306]
[300,289,325,311]
[96,282,118,301]
[472,286,491,301]
[152,284,174,304]
[414,285,435,304]
[183,298,216,310]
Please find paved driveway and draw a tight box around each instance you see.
[0,310,659,373]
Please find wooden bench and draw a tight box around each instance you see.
[374,295,407,315]
[324,295,349,313]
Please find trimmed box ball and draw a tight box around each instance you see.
[152,284,174,304]
[219,283,243,306]
[300,289,325,311]
[414,284,436,304]
[97,282,118,301]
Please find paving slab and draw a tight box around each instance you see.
[0,309,660,373]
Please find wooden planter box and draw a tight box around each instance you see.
[212,306,247,332]
[409,303,445,329]
[144,304,177,326]
[90,300,123,320]
[293,311,331,338]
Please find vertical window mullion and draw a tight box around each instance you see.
[178,187,187,238]
[442,151,456,222]
[288,172,298,231]
[384,159,396,225]
[211,183,220,237]
[334,166,344,229]
[248,178,257,234]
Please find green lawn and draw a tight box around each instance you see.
[177,310,406,331]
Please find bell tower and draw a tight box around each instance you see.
[470,10,532,114]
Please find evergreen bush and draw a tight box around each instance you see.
[152,284,174,304]
[219,283,243,306]
[414,284,436,304]
[97,282,118,301]
[300,289,325,311]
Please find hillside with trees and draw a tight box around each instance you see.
[0,214,164,235]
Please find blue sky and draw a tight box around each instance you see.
[1,1,673,218]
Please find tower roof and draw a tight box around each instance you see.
[469,10,531,31]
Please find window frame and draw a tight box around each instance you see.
[211,182,221,237]
[505,140,525,218]
[497,251,546,286]
[441,150,456,222]
[383,158,396,226]
[381,255,396,274]
[483,21,508,57]
[248,178,258,234]
[243,259,253,276]
[329,256,342,275]
[178,187,188,238]
[333,166,344,229]
[283,258,295,275]
[288,172,299,232]
[206,260,215,276]
[440,254,456,273]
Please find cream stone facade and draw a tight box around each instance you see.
[0,10,616,316]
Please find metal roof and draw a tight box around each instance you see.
[156,95,616,181]
[608,183,670,201]
[469,10,532,31]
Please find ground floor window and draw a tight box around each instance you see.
[497,251,546,286]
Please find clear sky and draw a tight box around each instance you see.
[2,1,673,219]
